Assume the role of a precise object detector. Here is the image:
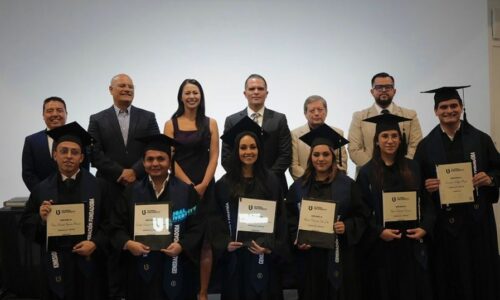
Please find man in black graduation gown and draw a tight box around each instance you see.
[20,122,109,300]
[109,134,203,300]
[414,86,500,300]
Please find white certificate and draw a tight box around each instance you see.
[134,203,170,237]
[436,162,474,205]
[298,199,336,234]
[46,203,85,237]
[236,197,276,234]
[382,191,418,225]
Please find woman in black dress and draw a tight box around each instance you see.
[286,124,370,300]
[356,114,435,300]
[212,116,289,300]
[163,79,219,300]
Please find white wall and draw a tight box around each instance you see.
[0,0,491,200]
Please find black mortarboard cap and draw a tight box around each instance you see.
[299,124,349,150]
[299,124,349,166]
[136,134,178,156]
[363,114,412,155]
[46,121,93,149]
[220,116,265,148]
[363,113,412,134]
[421,85,470,123]
[421,85,470,106]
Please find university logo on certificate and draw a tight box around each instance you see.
[436,162,474,205]
[236,197,276,245]
[382,191,418,229]
[134,202,170,251]
[46,203,85,250]
[297,199,336,249]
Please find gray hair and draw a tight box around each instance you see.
[303,95,327,114]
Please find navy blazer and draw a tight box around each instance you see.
[221,107,292,190]
[88,105,160,182]
[22,130,57,192]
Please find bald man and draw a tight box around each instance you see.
[88,73,160,299]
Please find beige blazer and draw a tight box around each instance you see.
[289,123,348,180]
[348,103,422,173]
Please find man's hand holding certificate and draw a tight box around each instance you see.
[134,203,170,251]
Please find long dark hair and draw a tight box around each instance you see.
[225,131,271,198]
[371,129,416,189]
[171,79,207,131]
[301,144,339,187]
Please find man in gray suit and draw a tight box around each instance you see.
[88,73,160,300]
[221,74,292,192]
[348,72,422,173]
[290,95,348,180]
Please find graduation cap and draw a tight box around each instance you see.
[299,124,349,167]
[363,114,412,155]
[220,116,265,148]
[46,121,93,150]
[136,134,178,156]
[421,85,471,122]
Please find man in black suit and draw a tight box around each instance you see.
[221,74,292,192]
[22,96,67,192]
[88,73,160,300]
[88,73,160,185]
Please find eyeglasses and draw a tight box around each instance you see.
[373,85,394,91]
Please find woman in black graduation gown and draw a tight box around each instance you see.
[286,124,370,300]
[212,117,289,300]
[356,114,435,300]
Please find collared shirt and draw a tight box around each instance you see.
[440,122,462,141]
[114,105,130,145]
[148,175,169,199]
[374,102,394,115]
[247,106,265,127]
[46,128,54,155]
[61,169,80,181]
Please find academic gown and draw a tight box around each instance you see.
[108,176,203,300]
[414,122,500,300]
[356,158,436,300]
[19,170,108,300]
[286,172,370,300]
[212,172,289,300]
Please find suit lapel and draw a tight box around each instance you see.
[262,108,273,131]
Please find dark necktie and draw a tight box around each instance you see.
[64,178,75,189]
[381,109,389,114]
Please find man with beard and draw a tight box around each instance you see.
[348,72,422,173]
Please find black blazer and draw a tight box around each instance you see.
[221,107,292,190]
[88,105,160,182]
[22,130,57,192]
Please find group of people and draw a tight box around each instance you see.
[18,72,499,300]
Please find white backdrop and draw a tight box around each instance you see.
[0,0,490,201]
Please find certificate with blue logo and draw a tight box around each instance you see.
[47,203,85,237]
[297,199,336,249]
[236,197,276,244]
[134,203,170,250]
